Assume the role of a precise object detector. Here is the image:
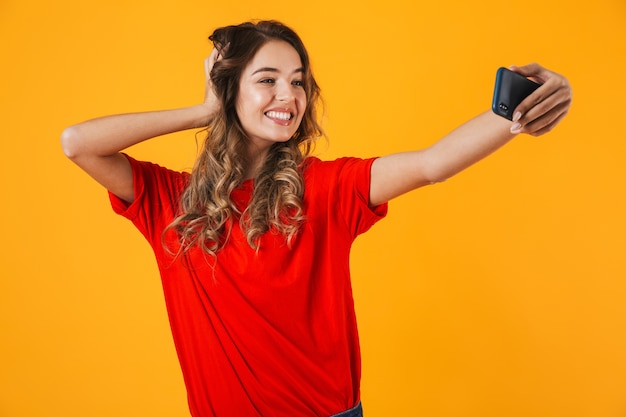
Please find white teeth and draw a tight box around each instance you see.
[265,111,292,120]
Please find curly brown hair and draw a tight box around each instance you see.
[166,20,324,256]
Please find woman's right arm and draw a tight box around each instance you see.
[61,52,221,203]
[61,105,213,203]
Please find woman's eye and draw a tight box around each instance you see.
[259,78,275,84]
[292,80,304,87]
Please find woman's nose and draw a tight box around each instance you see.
[275,81,295,102]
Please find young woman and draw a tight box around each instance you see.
[61,20,572,417]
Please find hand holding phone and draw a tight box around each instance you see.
[492,67,541,120]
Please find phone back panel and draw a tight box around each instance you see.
[492,67,540,120]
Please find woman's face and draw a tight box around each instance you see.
[236,40,307,152]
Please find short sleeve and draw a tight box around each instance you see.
[335,157,388,237]
[304,157,388,239]
[108,154,189,245]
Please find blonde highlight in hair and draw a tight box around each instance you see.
[165,20,323,256]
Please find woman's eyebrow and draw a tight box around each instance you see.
[251,67,304,75]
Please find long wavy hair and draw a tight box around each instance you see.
[166,20,324,256]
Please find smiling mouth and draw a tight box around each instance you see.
[265,111,293,121]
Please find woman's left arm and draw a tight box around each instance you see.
[369,63,572,207]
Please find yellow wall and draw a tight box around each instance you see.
[1,0,625,416]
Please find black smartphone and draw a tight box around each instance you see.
[492,67,541,120]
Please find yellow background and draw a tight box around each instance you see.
[1,0,625,416]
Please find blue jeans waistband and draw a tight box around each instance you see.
[330,401,363,417]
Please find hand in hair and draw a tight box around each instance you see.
[202,48,223,125]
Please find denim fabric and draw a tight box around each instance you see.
[330,401,363,417]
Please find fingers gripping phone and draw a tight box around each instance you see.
[492,67,541,120]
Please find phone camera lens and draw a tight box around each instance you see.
[499,103,509,112]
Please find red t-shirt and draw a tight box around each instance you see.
[109,155,387,417]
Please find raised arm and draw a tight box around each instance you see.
[369,63,572,207]
[60,51,221,203]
